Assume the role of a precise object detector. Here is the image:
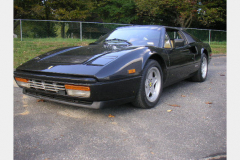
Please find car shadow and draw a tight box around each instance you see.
[156,79,205,106]
[47,79,202,118]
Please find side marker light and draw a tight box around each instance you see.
[128,69,136,74]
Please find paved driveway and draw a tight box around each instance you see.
[14,56,226,160]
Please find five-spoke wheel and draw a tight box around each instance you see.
[145,67,161,103]
[133,59,163,109]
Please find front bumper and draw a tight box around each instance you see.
[14,70,141,109]
[23,88,135,109]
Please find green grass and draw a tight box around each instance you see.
[14,38,96,68]
[208,41,226,54]
[14,38,226,69]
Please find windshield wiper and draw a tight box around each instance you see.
[104,38,132,45]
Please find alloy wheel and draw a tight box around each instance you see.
[145,67,161,102]
[201,57,208,79]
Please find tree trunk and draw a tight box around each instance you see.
[14,20,20,30]
[61,23,65,38]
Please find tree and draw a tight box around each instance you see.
[14,0,96,38]
[197,0,226,30]
[51,0,96,21]
[14,0,226,31]
[135,0,226,29]
[14,0,96,21]
[14,0,56,37]
[135,0,199,28]
[50,0,96,38]
[14,0,41,29]
[95,0,138,24]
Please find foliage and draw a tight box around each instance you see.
[14,0,97,38]
[134,0,226,29]
[14,0,226,30]
[51,0,96,21]
[14,0,42,19]
[197,0,226,30]
[135,0,199,28]
[95,0,138,24]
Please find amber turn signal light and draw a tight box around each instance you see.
[15,77,29,83]
[15,77,30,88]
[65,84,90,91]
[128,69,136,74]
[65,84,90,98]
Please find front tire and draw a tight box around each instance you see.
[132,59,163,109]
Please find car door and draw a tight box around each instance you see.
[165,30,195,84]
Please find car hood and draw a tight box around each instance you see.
[31,44,122,64]
[16,44,145,77]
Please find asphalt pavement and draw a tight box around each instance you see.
[14,56,226,160]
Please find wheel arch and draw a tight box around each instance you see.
[201,48,209,61]
[147,54,167,85]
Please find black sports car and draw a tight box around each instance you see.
[14,25,212,109]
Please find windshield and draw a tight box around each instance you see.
[94,28,161,47]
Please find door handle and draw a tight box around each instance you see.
[181,49,190,53]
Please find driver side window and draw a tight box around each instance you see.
[164,33,172,48]
[167,30,187,48]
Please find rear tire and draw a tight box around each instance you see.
[191,53,208,82]
[132,59,163,109]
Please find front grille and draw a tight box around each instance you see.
[29,80,65,92]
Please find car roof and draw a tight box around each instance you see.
[116,25,182,31]
[116,25,164,30]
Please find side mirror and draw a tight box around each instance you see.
[174,39,185,48]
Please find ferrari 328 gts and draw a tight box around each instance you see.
[14,25,212,109]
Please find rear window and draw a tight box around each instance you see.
[182,31,201,43]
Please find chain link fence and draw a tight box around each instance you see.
[14,19,130,41]
[14,19,226,44]
[185,28,226,44]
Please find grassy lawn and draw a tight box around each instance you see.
[14,38,226,69]
[209,41,226,54]
[14,38,95,68]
